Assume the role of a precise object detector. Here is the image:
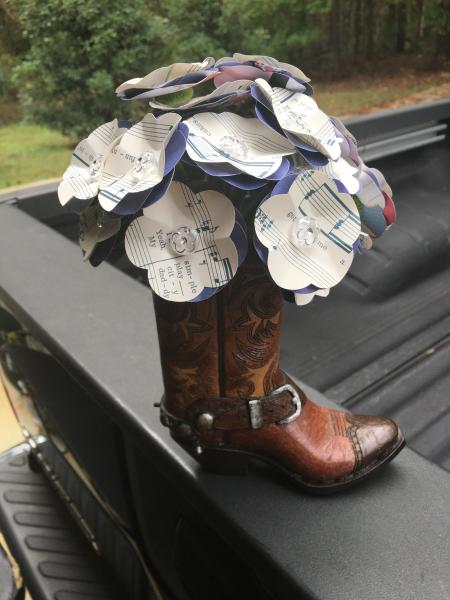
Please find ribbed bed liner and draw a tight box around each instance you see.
[282,144,450,471]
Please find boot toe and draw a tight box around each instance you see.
[348,414,403,469]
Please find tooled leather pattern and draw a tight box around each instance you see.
[222,251,285,398]
[347,422,364,471]
[154,254,400,482]
[153,295,220,418]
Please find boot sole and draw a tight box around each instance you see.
[179,432,406,495]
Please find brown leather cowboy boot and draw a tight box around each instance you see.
[154,250,405,493]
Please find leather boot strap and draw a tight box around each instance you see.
[182,380,304,432]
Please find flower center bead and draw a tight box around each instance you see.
[168,226,199,255]
[291,217,320,247]
[133,151,156,178]
[89,156,103,178]
[219,136,249,160]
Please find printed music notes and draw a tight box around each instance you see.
[185,112,295,179]
[254,170,361,291]
[125,181,242,302]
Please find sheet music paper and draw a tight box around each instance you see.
[185,112,295,179]
[98,113,180,212]
[79,204,121,261]
[255,170,361,290]
[294,287,330,306]
[58,119,127,206]
[125,181,238,301]
[254,78,341,160]
[116,57,216,100]
[315,156,360,194]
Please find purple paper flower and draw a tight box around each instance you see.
[215,53,312,94]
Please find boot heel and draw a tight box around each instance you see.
[200,448,250,476]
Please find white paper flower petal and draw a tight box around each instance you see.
[294,287,330,306]
[315,157,359,194]
[143,181,235,239]
[58,119,127,205]
[185,112,295,179]
[79,204,121,261]
[124,182,238,301]
[116,58,216,100]
[356,169,386,208]
[255,170,360,290]
[255,79,341,160]
[98,114,180,212]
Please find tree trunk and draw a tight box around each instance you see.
[396,0,407,53]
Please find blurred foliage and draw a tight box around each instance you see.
[1,0,449,138]
[7,0,169,137]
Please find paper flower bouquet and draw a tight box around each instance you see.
[58,53,395,306]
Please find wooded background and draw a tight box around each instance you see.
[1,0,449,137]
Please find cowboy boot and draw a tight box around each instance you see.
[154,250,405,493]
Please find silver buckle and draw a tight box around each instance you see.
[275,384,302,425]
[248,383,302,429]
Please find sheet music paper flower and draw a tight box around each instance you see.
[116,58,217,101]
[251,78,341,167]
[292,149,360,196]
[98,113,187,215]
[185,112,295,189]
[124,181,246,302]
[116,57,252,112]
[331,116,360,166]
[294,287,330,306]
[254,170,361,291]
[58,119,129,208]
[78,203,121,262]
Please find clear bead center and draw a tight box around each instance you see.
[168,226,199,255]
[219,136,249,160]
[134,151,156,177]
[291,217,320,247]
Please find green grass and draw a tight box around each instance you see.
[314,80,434,116]
[0,124,72,189]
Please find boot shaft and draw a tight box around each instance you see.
[153,250,284,416]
